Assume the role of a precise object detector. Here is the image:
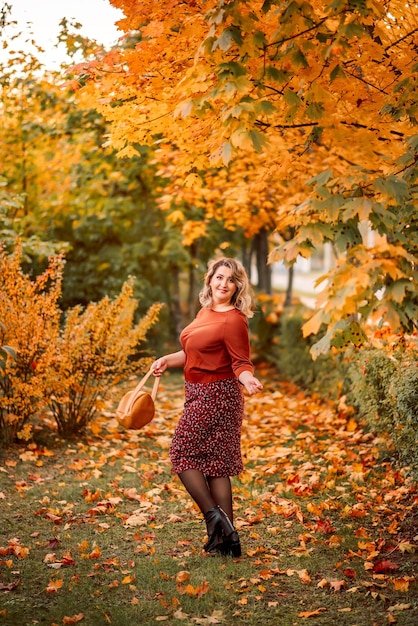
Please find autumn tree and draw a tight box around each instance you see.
[73,0,417,352]
[0,9,192,334]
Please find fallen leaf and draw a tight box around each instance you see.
[121,575,135,585]
[297,569,312,584]
[298,607,327,618]
[88,546,101,560]
[124,512,149,527]
[191,609,224,624]
[46,579,63,593]
[176,570,190,585]
[329,580,346,592]
[398,541,415,554]
[62,614,84,624]
[166,514,184,523]
[373,560,399,573]
[314,518,335,533]
[388,603,411,612]
[180,581,210,597]
[392,577,409,592]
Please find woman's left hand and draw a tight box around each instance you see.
[239,372,263,395]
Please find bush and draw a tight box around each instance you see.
[0,244,162,443]
[0,244,63,443]
[392,364,418,473]
[47,280,161,436]
[347,348,418,478]
[346,349,398,434]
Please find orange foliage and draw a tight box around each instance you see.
[67,0,417,352]
[0,243,64,443]
[0,245,162,441]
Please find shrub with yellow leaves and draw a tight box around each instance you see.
[0,244,162,442]
[46,278,162,436]
[0,243,63,443]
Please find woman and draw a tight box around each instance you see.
[152,258,262,556]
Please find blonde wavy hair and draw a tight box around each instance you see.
[199,257,255,318]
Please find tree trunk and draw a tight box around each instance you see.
[284,264,294,308]
[241,244,252,280]
[170,264,183,338]
[254,229,271,294]
[187,243,201,321]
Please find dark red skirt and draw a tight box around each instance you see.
[170,377,244,477]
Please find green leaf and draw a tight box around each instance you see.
[231,75,253,94]
[0,345,17,370]
[306,169,333,187]
[334,222,362,252]
[249,129,269,152]
[373,176,410,204]
[330,64,346,81]
[265,66,290,83]
[310,319,352,359]
[342,22,365,39]
[216,26,243,51]
[292,48,309,69]
[306,102,325,120]
[331,322,368,349]
[253,30,267,47]
[218,61,247,78]
[258,100,276,115]
[283,89,302,107]
[341,197,373,222]
[386,280,412,303]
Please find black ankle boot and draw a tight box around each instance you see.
[203,506,224,554]
[203,506,241,557]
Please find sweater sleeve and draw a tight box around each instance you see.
[224,312,254,379]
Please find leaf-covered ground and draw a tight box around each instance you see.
[0,367,417,625]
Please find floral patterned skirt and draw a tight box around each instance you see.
[170,377,244,477]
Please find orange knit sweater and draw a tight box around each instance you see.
[180,308,254,383]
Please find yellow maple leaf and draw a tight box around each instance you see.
[121,574,136,585]
[45,578,63,593]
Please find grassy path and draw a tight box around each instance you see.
[0,368,417,625]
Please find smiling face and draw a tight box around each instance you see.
[209,265,237,309]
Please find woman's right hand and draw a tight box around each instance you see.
[151,357,168,377]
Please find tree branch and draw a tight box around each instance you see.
[342,67,389,94]
[254,118,405,144]
[265,17,329,49]
[255,120,318,129]
[385,26,418,51]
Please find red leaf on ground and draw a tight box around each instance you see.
[373,559,399,573]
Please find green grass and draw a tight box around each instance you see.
[0,370,417,625]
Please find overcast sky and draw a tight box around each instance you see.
[4,0,124,66]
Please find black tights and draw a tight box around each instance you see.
[178,469,234,521]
